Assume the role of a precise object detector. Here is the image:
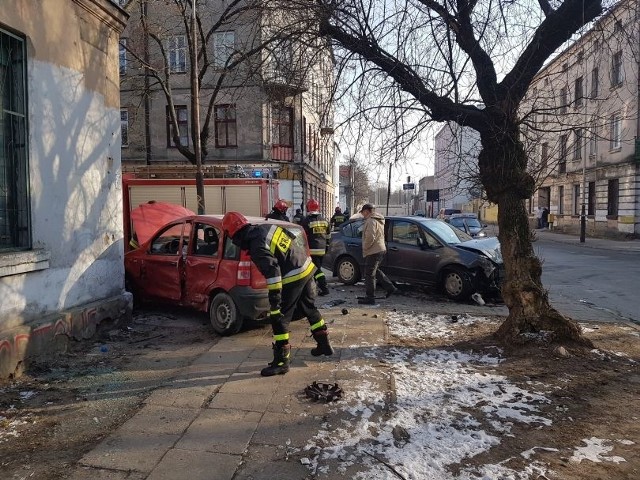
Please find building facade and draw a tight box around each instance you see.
[433,122,482,211]
[0,0,130,378]
[522,0,639,237]
[118,0,336,218]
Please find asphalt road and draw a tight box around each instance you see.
[535,236,640,325]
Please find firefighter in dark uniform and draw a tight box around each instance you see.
[330,207,347,231]
[266,199,289,222]
[301,199,330,296]
[292,208,303,224]
[222,211,334,377]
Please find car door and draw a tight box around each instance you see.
[342,219,365,266]
[141,220,191,302]
[383,219,439,285]
[183,222,221,307]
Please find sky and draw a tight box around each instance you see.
[300,311,636,479]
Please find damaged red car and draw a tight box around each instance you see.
[124,209,308,336]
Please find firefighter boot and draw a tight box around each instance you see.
[316,272,330,296]
[311,329,334,357]
[261,343,291,376]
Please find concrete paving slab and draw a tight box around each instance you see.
[175,408,262,455]
[144,385,216,409]
[79,431,180,473]
[115,405,199,435]
[218,372,284,395]
[232,444,312,480]
[207,391,272,412]
[252,410,326,448]
[146,448,240,480]
[66,466,146,480]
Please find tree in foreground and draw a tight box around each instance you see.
[312,0,619,347]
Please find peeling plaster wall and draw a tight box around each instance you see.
[0,1,128,334]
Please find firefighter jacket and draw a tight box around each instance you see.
[301,214,329,256]
[237,224,315,310]
[266,210,289,222]
[330,212,347,230]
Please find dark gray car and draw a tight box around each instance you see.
[323,216,503,301]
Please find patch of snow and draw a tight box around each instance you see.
[618,439,635,445]
[304,311,554,479]
[520,446,560,459]
[570,437,626,464]
[19,391,37,401]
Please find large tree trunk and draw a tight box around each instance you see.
[479,130,593,348]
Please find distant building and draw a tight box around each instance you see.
[433,123,481,211]
[522,0,639,237]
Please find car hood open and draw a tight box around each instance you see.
[455,237,503,264]
[130,201,194,245]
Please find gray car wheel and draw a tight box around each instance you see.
[442,267,473,301]
[336,256,361,285]
[209,292,242,336]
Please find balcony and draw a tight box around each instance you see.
[263,64,308,97]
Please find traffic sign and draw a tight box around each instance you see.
[402,183,415,190]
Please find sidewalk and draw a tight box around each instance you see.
[535,228,640,253]
[69,304,387,479]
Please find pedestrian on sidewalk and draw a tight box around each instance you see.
[536,206,543,229]
[222,212,334,377]
[358,204,397,305]
[301,198,331,296]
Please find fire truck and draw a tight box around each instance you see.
[122,171,279,251]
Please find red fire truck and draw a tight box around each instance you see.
[123,173,279,251]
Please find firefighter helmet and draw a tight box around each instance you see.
[222,211,249,238]
[306,199,320,214]
[273,199,288,213]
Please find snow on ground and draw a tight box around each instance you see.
[570,437,626,464]
[302,311,628,479]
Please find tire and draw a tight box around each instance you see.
[336,256,361,285]
[209,292,243,336]
[442,267,473,301]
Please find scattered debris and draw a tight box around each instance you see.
[471,293,485,306]
[341,308,349,315]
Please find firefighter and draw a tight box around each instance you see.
[266,199,289,222]
[330,206,347,231]
[292,208,303,224]
[222,212,334,376]
[301,199,330,296]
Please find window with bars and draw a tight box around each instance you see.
[1,28,30,250]
[121,108,129,147]
[213,31,235,69]
[167,35,187,73]
[166,105,189,147]
[214,104,237,148]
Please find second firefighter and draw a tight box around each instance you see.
[301,199,330,296]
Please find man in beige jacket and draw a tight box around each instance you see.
[358,204,398,304]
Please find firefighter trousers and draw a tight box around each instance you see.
[271,275,324,338]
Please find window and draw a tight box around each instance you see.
[611,51,623,87]
[214,104,237,148]
[587,181,595,216]
[574,76,583,107]
[558,186,564,214]
[391,221,421,246]
[120,109,129,147]
[607,179,619,217]
[610,113,621,150]
[119,38,127,74]
[166,105,189,147]
[272,105,293,146]
[590,67,599,98]
[589,121,598,156]
[573,184,581,215]
[559,134,568,173]
[213,31,235,68]
[541,142,549,170]
[167,35,187,73]
[194,223,219,256]
[573,128,583,160]
[1,29,30,250]
[559,87,567,113]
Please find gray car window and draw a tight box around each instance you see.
[425,220,472,243]
[392,221,420,245]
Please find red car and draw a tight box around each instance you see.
[124,213,308,336]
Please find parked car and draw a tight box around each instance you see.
[446,213,488,238]
[323,216,503,301]
[125,213,308,336]
[437,208,462,221]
